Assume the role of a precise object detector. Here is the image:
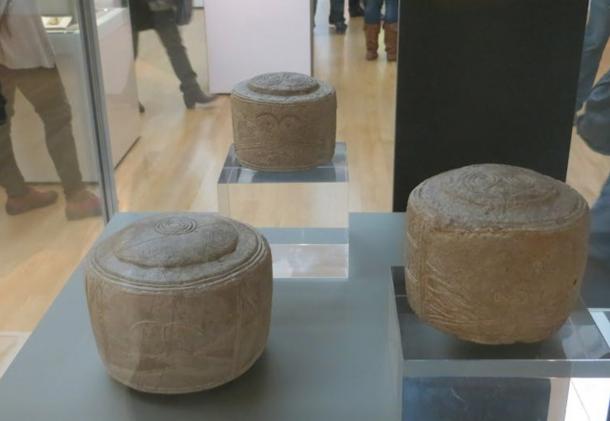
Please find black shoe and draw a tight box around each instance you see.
[349,6,364,17]
[183,89,217,109]
[335,22,347,33]
[139,102,145,113]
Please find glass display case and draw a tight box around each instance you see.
[2,0,610,419]
[218,142,349,278]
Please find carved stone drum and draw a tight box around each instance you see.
[405,164,589,345]
[231,72,336,171]
[85,214,273,394]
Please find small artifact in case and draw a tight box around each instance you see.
[231,72,336,171]
[85,214,273,394]
[405,164,589,345]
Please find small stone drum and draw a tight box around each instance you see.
[85,214,273,394]
[405,164,589,345]
[231,72,336,171]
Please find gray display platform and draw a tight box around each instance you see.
[0,213,403,420]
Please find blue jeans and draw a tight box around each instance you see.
[578,69,610,155]
[575,0,610,111]
[364,0,398,24]
[589,172,610,262]
[577,70,610,261]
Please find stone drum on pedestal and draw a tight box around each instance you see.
[231,72,336,171]
[405,164,590,345]
[85,214,273,394]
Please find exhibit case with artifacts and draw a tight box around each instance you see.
[2,213,610,420]
[221,72,347,278]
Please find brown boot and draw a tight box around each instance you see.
[384,22,398,62]
[364,23,381,60]
[65,188,102,220]
[5,187,58,215]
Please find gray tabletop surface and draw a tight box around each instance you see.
[0,212,405,421]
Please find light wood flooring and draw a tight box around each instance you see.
[1,3,610,377]
[115,8,396,216]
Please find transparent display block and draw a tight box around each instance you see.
[391,267,610,379]
[218,143,349,278]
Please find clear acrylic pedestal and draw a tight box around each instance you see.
[391,267,610,421]
[218,143,349,278]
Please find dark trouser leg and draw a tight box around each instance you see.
[132,28,139,58]
[14,67,83,196]
[0,67,28,197]
[330,0,346,24]
[152,10,199,93]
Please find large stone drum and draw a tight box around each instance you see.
[231,72,336,171]
[85,214,273,394]
[405,164,589,345]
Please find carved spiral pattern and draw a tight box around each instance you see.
[443,169,559,209]
[247,72,319,96]
[154,217,198,236]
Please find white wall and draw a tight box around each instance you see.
[205,0,312,93]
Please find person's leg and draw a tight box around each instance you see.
[349,0,364,17]
[21,67,101,219]
[132,28,139,59]
[152,10,198,93]
[575,0,610,111]
[576,70,610,261]
[589,173,610,262]
[0,67,60,215]
[0,68,28,197]
[152,10,215,107]
[383,0,399,61]
[330,0,347,32]
[384,0,399,23]
[577,69,610,155]
[18,67,85,197]
[364,0,382,59]
[364,0,382,24]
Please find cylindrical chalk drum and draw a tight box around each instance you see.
[85,214,273,394]
[231,72,336,171]
[405,164,590,345]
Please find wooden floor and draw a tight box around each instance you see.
[1,3,610,375]
[115,8,396,217]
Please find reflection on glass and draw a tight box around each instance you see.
[0,0,101,217]
[0,0,104,377]
[573,0,610,300]
[129,0,215,109]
